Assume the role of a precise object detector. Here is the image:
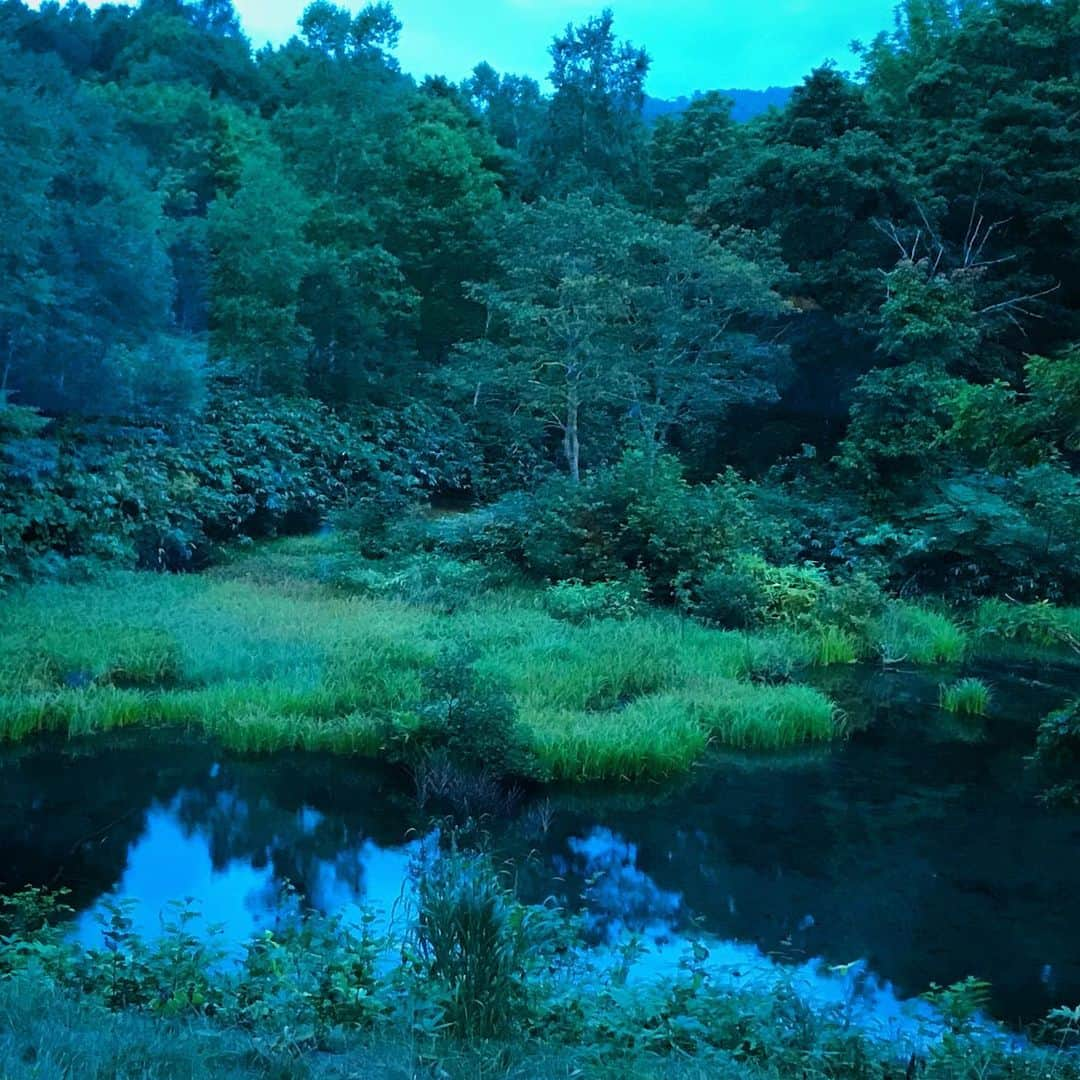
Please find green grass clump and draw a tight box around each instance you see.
[939,677,992,717]
[874,603,968,665]
[0,539,850,781]
[688,682,841,749]
[525,694,710,782]
[815,626,860,667]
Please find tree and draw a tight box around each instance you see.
[461,198,791,481]
[300,1,400,62]
[649,91,741,220]
[537,9,650,194]
[858,0,1080,350]
[0,40,192,419]
[208,146,313,394]
[693,66,918,314]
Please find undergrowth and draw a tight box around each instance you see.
[1,868,1078,1080]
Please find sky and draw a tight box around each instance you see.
[33,1,902,97]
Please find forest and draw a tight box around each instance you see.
[1,0,1080,1077]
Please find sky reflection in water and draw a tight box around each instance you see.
[4,662,1080,1027]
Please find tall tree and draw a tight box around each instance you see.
[537,9,650,195]
[460,198,791,481]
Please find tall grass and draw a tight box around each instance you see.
[815,626,860,667]
[939,678,992,717]
[687,682,841,749]
[0,540,847,780]
[523,696,711,782]
[874,603,968,665]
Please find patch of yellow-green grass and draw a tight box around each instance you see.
[0,686,147,741]
[198,709,384,755]
[524,695,710,783]
[814,626,860,667]
[939,677,992,717]
[873,602,968,665]
[523,678,840,782]
[0,542,847,781]
[686,681,842,749]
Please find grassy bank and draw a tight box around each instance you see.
[0,536,844,780]
[1,534,1076,782]
[2,867,1079,1080]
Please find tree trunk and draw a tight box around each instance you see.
[564,389,580,483]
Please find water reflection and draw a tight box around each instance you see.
[560,825,945,1040]
[73,793,419,948]
[558,828,682,943]
[2,662,1079,1024]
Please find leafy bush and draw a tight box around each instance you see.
[542,574,646,624]
[411,852,562,1039]
[1035,700,1080,770]
[387,649,540,782]
[677,556,826,630]
[679,558,883,659]
[974,599,1080,652]
[678,561,769,628]
[814,572,888,639]
[856,470,1080,602]
[518,450,752,595]
[0,388,393,582]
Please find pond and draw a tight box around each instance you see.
[2,663,1078,1028]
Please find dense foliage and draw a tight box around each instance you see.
[0,0,1077,609]
[2,4,1079,1069]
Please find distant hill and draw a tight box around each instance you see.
[643,87,793,124]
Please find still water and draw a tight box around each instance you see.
[1,663,1078,1026]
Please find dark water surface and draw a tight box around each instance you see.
[2,663,1078,1025]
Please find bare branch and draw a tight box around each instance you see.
[976,283,1060,316]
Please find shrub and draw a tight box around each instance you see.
[0,387,393,582]
[1034,700,1080,769]
[678,562,768,628]
[542,574,646,624]
[815,572,888,638]
[386,649,540,782]
[939,678,991,716]
[427,492,534,563]
[974,599,1080,651]
[412,852,562,1038]
[677,557,826,630]
[519,450,751,594]
[679,558,882,661]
